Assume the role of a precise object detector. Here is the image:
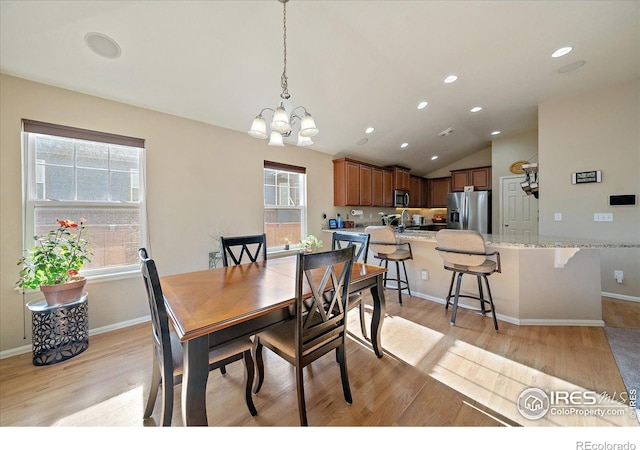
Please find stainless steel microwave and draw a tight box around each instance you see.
[393,189,410,207]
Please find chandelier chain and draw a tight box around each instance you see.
[280,0,290,99]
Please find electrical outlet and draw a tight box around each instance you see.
[421,269,429,281]
[614,270,624,284]
[554,213,562,221]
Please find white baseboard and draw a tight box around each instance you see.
[409,291,605,327]
[0,315,150,360]
[601,292,640,303]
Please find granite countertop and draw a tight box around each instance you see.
[323,228,640,249]
[397,229,640,249]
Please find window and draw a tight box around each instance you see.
[263,161,306,251]
[22,120,146,279]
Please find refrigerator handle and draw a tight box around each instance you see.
[463,194,468,229]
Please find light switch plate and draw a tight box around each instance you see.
[554,213,562,221]
[594,213,613,222]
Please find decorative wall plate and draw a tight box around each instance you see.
[509,160,528,174]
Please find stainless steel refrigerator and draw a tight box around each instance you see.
[446,191,491,234]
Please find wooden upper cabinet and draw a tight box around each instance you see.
[359,164,372,206]
[382,169,393,206]
[371,167,383,206]
[333,158,360,206]
[450,166,492,191]
[389,166,410,190]
[428,177,451,207]
[420,177,429,208]
[409,175,422,207]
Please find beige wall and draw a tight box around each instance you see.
[0,74,336,354]
[538,80,640,297]
[425,146,492,179]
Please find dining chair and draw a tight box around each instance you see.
[220,233,267,266]
[138,248,257,426]
[219,233,267,375]
[434,230,501,331]
[331,232,370,337]
[252,246,355,426]
[365,225,413,305]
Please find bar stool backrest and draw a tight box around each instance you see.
[365,226,397,255]
[435,229,487,267]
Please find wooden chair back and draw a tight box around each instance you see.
[331,232,370,263]
[295,246,354,367]
[138,248,173,386]
[220,233,267,266]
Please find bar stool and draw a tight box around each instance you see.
[435,229,501,331]
[365,226,413,305]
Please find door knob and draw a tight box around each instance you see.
[504,224,509,227]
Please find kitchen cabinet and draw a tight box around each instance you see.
[389,166,410,190]
[428,177,451,207]
[359,164,372,206]
[420,177,429,208]
[333,158,360,206]
[382,169,393,206]
[450,166,492,191]
[409,175,422,207]
[372,167,393,207]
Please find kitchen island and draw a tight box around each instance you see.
[325,228,640,326]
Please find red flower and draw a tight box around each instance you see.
[57,219,78,228]
[68,269,78,276]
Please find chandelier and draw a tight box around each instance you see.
[248,0,318,147]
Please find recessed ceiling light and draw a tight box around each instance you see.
[444,75,458,84]
[552,46,573,58]
[417,101,428,110]
[365,126,375,134]
[491,130,501,136]
[85,32,121,59]
[431,155,438,160]
[558,60,586,73]
[357,138,368,145]
[400,143,409,149]
[470,106,483,113]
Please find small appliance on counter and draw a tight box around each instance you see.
[412,214,424,225]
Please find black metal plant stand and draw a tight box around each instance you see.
[26,293,89,366]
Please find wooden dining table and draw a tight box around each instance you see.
[160,254,387,426]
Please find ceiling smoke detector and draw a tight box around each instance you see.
[438,127,454,137]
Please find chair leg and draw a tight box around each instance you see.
[252,338,265,394]
[395,261,402,305]
[337,344,353,405]
[295,364,308,426]
[477,276,486,315]
[402,260,411,296]
[160,366,174,426]
[359,301,367,338]
[483,276,499,332]
[242,349,258,416]
[445,272,456,311]
[450,272,463,326]
[144,357,161,419]
[220,365,227,375]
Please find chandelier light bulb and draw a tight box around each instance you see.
[248,116,268,139]
[297,133,313,146]
[270,105,291,133]
[299,113,319,137]
[268,131,285,147]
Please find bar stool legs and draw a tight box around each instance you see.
[444,271,498,331]
[379,258,411,305]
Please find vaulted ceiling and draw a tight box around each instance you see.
[1,1,638,175]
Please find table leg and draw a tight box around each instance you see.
[182,335,209,426]
[369,273,386,358]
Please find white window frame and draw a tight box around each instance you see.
[263,161,307,253]
[21,121,148,282]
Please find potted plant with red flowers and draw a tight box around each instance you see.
[17,219,93,306]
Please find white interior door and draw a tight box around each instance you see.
[501,176,538,237]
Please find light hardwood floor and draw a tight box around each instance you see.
[0,294,638,427]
